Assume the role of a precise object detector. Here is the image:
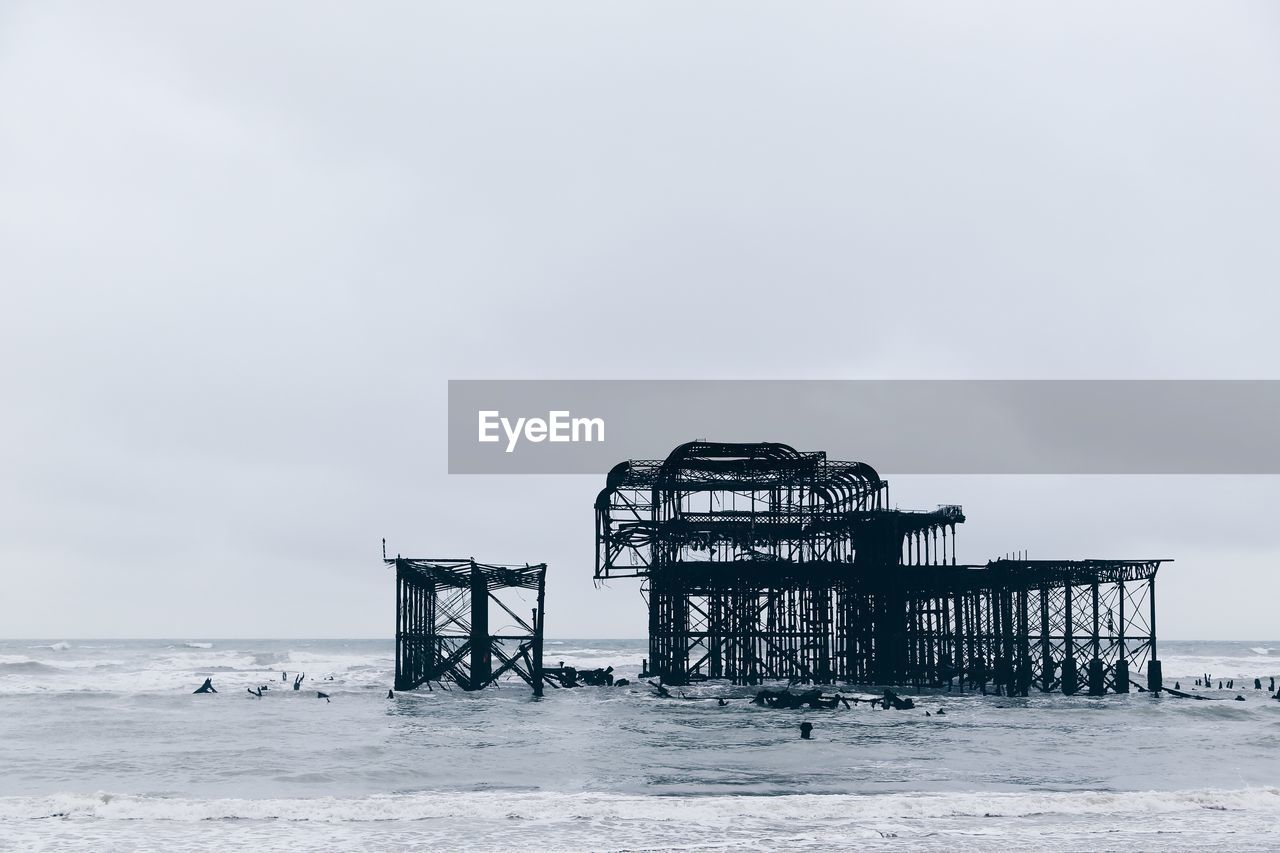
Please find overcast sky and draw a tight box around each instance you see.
[2,2,1278,640]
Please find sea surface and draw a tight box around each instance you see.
[1,639,1279,851]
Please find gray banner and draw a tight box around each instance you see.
[447,380,1280,474]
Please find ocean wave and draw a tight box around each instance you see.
[0,657,392,694]
[3,787,1279,824]
[182,642,214,649]
[251,652,285,667]
[150,651,260,670]
[0,660,59,674]
[48,642,72,651]
[1161,654,1280,680]
[284,651,391,666]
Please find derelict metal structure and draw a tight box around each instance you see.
[595,441,1167,695]
[389,557,547,695]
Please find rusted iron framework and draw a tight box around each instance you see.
[388,557,547,694]
[595,441,1167,694]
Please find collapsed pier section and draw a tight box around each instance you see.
[389,557,547,695]
[594,441,1167,694]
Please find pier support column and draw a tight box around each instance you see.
[532,569,546,698]
[1038,586,1052,692]
[1147,659,1163,693]
[470,561,491,688]
[1061,657,1078,695]
[1041,650,1055,692]
[1087,657,1105,696]
[708,594,723,679]
[1146,575,1162,694]
[1017,655,1033,697]
[1114,658,1129,693]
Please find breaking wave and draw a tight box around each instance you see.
[0,660,59,675]
[251,652,285,667]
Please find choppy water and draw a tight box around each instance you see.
[2,639,1280,851]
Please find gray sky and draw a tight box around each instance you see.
[2,2,1278,639]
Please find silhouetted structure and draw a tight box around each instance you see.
[595,441,1167,694]
[386,556,547,695]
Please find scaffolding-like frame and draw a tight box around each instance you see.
[389,557,547,694]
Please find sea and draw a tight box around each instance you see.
[1,639,1279,852]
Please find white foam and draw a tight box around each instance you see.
[1161,653,1280,680]
[4,787,1279,824]
[0,644,390,695]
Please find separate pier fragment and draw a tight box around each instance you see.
[388,556,547,695]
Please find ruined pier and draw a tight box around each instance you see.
[595,441,1166,694]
